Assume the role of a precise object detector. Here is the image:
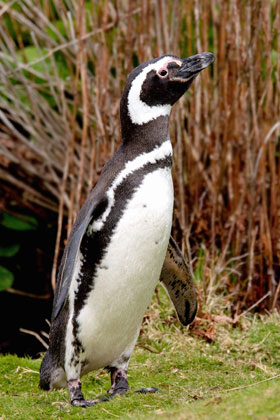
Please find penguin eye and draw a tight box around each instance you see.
[158,68,168,78]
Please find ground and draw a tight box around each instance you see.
[0,287,280,420]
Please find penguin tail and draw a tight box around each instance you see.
[39,350,52,390]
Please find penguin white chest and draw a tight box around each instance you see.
[77,166,174,368]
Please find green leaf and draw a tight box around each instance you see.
[46,19,67,42]
[0,266,14,291]
[16,46,51,75]
[0,213,38,231]
[0,244,20,257]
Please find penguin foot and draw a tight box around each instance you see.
[135,387,160,394]
[107,367,129,396]
[72,394,112,407]
[71,398,97,407]
[68,378,100,408]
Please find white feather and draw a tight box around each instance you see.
[66,165,173,373]
[127,56,175,125]
[64,250,85,380]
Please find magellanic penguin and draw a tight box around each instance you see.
[40,52,215,407]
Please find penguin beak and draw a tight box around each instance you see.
[172,52,215,82]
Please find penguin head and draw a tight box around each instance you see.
[121,53,215,126]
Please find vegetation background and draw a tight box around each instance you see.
[0,0,279,352]
[0,1,280,419]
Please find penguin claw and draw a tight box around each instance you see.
[134,387,160,394]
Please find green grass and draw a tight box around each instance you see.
[1,291,280,419]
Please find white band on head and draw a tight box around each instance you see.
[127,57,178,125]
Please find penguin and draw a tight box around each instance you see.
[40,52,215,407]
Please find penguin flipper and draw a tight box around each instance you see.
[160,236,197,326]
[51,190,108,321]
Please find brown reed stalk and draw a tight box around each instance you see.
[0,0,279,310]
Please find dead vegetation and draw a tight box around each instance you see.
[0,0,279,312]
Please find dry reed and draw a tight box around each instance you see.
[0,0,279,312]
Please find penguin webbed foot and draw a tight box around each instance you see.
[107,367,129,396]
[68,378,99,408]
[135,386,160,394]
[68,372,159,407]
[107,367,159,396]
[71,398,96,407]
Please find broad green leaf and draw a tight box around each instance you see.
[16,46,51,75]
[0,266,14,291]
[15,46,70,80]
[0,244,20,257]
[0,213,38,231]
